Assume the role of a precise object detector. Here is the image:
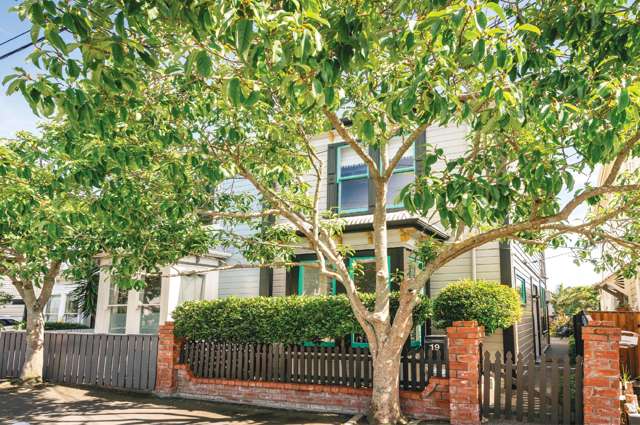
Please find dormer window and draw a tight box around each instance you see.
[387,139,416,208]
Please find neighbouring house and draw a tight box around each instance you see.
[94,125,550,359]
[93,252,229,335]
[0,276,89,325]
[596,272,639,311]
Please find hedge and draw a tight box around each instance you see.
[173,292,432,344]
[15,321,91,331]
[432,279,521,335]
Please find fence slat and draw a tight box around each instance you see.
[562,357,571,424]
[550,357,560,424]
[482,351,491,417]
[493,352,502,419]
[504,352,513,419]
[576,355,583,425]
[515,353,525,421]
[539,354,547,423]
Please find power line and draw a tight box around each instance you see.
[0,36,45,61]
[0,29,30,47]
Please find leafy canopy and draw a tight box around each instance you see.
[5,0,640,272]
[0,126,212,291]
[551,283,599,317]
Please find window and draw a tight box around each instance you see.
[337,145,369,213]
[139,276,161,334]
[387,140,415,208]
[178,274,205,304]
[517,275,527,305]
[298,262,336,295]
[63,296,80,323]
[108,284,129,334]
[541,285,548,332]
[44,295,61,322]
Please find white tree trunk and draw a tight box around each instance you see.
[20,307,46,382]
[369,343,404,424]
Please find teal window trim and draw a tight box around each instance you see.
[517,274,527,305]
[297,260,337,295]
[337,145,369,214]
[303,340,336,347]
[387,143,416,209]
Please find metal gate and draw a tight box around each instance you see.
[480,351,583,424]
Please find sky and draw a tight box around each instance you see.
[0,6,604,291]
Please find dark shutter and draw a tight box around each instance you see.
[327,144,339,212]
[415,129,427,176]
[259,268,273,296]
[285,267,299,295]
[389,247,404,291]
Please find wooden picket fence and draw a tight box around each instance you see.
[481,351,583,424]
[0,331,158,392]
[180,339,447,391]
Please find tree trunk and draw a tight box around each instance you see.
[369,342,404,425]
[20,307,46,382]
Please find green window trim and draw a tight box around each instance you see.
[337,145,369,214]
[387,143,416,209]
[297,260,337,296]
[517,275,527,305]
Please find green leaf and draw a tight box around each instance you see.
[227,77,243,106]
[45,28,67,53]
[475,10,487,30]
[472,39,485,64]
[115,12,126,37]
[485,2,507,24]
[362,120,374,141]
[235,19,254,60]
[618,88,630,110]
[195,50,212,77]
[516,23,541,36]
[111,42,125,64]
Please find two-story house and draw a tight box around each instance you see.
[93,125,549,359]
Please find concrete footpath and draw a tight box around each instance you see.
[0,381,349,425]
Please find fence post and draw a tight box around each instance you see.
[155,322,181,395]
[582,320,621,425]
[447,320,484,425]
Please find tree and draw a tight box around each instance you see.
[68,265,100,327]
[551,284,600,317]
[0,291,12,305]
[7,0,640,421]
[0,128,211,382]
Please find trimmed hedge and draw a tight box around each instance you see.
[173,292,432,344]
[433,279,521,335]
[16,321,91,331]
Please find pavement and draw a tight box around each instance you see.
[0,381,350,425]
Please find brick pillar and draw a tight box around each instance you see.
[583,320,621,425]
[447,320,484,425]
[155,322,181,395]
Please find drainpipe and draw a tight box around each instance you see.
[471,248,477,281]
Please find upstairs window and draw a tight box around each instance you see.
[517,275,527,305]
[337,145,369,213]
[387,140,415,208]
[139,275,161,334]
[178,274,205,304]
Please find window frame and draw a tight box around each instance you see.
[297,260,337,296]
[516,274,527,305]
[138,275,162,335]
[178,273,206,305]
[386,142,416,209]
[337,144,370,214]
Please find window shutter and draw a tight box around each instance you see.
[415,129,427,176]
[285,267,299,295]
[327,144,339,212]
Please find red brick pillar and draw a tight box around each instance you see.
[155,322,182,395]
[447,320,484,425]
[583,320,621,425]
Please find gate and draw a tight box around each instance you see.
[0,331,158,392]
[480,351,583,424]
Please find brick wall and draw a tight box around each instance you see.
[447,321,483,425]
[173,364,449,419]
[155,323,181,395]
[582,320,621,425]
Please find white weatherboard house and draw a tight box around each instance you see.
[0,277,88,325]
[94,125,550,359]
[93,252,229,335]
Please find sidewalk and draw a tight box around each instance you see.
[0,381,349,425]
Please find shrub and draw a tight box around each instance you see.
[15,321,90,331]
[432,279,521,335]
[549,313,573,337]
[173,292,432,343]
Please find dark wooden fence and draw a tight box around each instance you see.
[480,351,583,424]
[180,339,447,391]
[0,331,158,392]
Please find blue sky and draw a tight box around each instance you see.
[0,6,603,290]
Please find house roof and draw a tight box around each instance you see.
[340,211,448,239]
